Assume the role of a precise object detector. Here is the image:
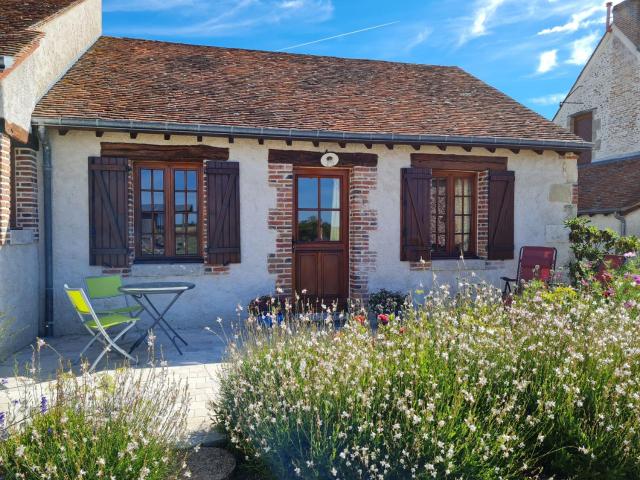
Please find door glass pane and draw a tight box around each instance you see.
[320,211,340,241]
[141,192,152,211]
[154,192,164,208]
[176,237,185,256]
[187,213,198,229]
[187,171,197,190]
[153,170,163,189]
[298,211,318,242]
[320,178,340,209]
[298,178,318,208]
[175,214,185,234]
[174,170,185,190]
[186,192,197,212]
[141,169,151,190]
[186,236,198,255]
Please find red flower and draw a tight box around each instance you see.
[378,314,390,326]
[603,287,615,298]
[399,327,405,334]
[354,314,366,326]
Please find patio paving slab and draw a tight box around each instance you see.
[0,327,231,446]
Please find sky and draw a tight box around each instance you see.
[102,0,621,120]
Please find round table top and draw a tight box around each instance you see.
[119,281,196,294]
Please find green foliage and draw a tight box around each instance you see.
[215,283,640,479]
[565,217,640,282]
[0,362,190,480]
[368,289,407,314]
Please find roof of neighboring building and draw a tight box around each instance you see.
[0,0,82,58]
[614,0,640,49]
[579,153,640,215]
[33,36,588,148]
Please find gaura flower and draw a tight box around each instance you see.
[378,314,390,326]
[623,252,637,258]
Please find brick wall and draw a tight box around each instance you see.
[0,133,10,246]
[476,171,489,259]
[267,163,294,295]
[349,166,377,299]
[13,147,39,238]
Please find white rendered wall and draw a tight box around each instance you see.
[50,130,577,333]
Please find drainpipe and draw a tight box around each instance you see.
[614,212,627,236]
[37,125,53,337]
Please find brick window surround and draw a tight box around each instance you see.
[267,162,378,301]
[0,133,40,246]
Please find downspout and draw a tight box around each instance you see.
[614,212,627,236]
[37,125,53,337]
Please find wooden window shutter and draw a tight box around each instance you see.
[206,161,241,265]
[487,170,515,260]
[88,157,130,267]
[401,167,432,262]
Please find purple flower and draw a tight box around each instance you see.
[624,252,637,258]
[624,300,637,309]
[0,411,4,428]
[40,396,48,414]
[0,378,7,386]
[632,275,640,286]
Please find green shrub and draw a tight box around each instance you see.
[368,289,407,314]
[0,360,190,480]
[214,282,640,479]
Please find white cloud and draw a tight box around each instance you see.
[406,28,432,51]
[537,5,602,35]
[108,0,334,36]
[529,93,566,106]
[567,31,600,65]
[104,0,199,12]
[536,49,558,73]
[459,0,506,44]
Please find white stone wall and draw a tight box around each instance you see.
[0,0,101,133]
[554,27,640,162]
[586,211,640,238]
[49,130,578,334]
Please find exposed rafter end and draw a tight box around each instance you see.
[58,128,68,136]
[338,142,346,148]
[364,143,372,149]
[285,139,293,146]
[385,143,394,150]
[533,149,544,155]
[228,136,234,144]
[164,134,171,141]
[95,130,104,138]
[312,141,320,147]
[556,151,566,157]
[462,146,472,152]
[510,148,520,154]
[436,145,446,151]
[197,135,203,142]
[258,138,265,145]
[485,147,496,153]
[129,132,138,139]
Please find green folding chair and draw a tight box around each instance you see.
[84,275,143,317]
[64,285,140,371]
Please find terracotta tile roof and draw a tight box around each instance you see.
[33,36,586,145]
[579,154,640,214]
[614,0,640,49]
[0,0,81,58]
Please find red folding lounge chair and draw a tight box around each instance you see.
[502,246,557,296]
[595,254,626,284]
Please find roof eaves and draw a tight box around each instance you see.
[32,116,593,152]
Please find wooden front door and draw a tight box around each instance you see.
[293,168,349,303]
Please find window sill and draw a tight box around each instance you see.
[8,229,36,245]
[431,258,494,271]
[130,262,204,278]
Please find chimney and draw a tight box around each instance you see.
[606,1,613,33]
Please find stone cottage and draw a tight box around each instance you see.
[554,0,640,236]
[1,0,588,353]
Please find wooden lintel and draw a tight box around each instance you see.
[411,153,508,171]
[129,132,138,139]
[385,143,394,150]
[437,145,446,151]
[462,146,472,152]
[58,128,69,136]
[164,134,171,141]
[338,142,347,148]
[95,130,104,138]
[269,149,377,167]
[312,141,320,147]
[101,142,229,161]
[510,148,520,154]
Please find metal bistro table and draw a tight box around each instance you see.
[119,281,195,355]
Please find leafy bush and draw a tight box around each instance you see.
[214,282,640,479]
[367,289,407,315]
[566,217,640,282]
[0,357,190,480]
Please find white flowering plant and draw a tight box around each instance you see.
[214,280,640,479]
[0,348,190,480]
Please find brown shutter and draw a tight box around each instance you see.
[488,170,515,260]
[206,161,241,265]
[88,157,129,267]
[401,167,432,262]
[572,112,592,165]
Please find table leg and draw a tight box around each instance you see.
[143,292,189,347]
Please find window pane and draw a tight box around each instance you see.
[187,171,197,190]
[298,178,318,208]
[141,169,151,190]
[186,192,197,213]
[153,170,163,189]
[154,192,164,209]
[141,213,153,234]
[320,178,340,209]
[187,236,198,255]
[174,170,185,190]
[175,213,184,228]
[175,192,184,211]
[320,210,340,241]
[141,235,153,255]
[175,215,185,234]
[155,215,164,234]
[141,192,152,212]
[176,237,185,256]
[298,211,318,242]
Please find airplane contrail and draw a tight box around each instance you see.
[279,21,400,51]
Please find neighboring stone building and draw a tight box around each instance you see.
[2,0,588,350]
[554,0,640,236]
